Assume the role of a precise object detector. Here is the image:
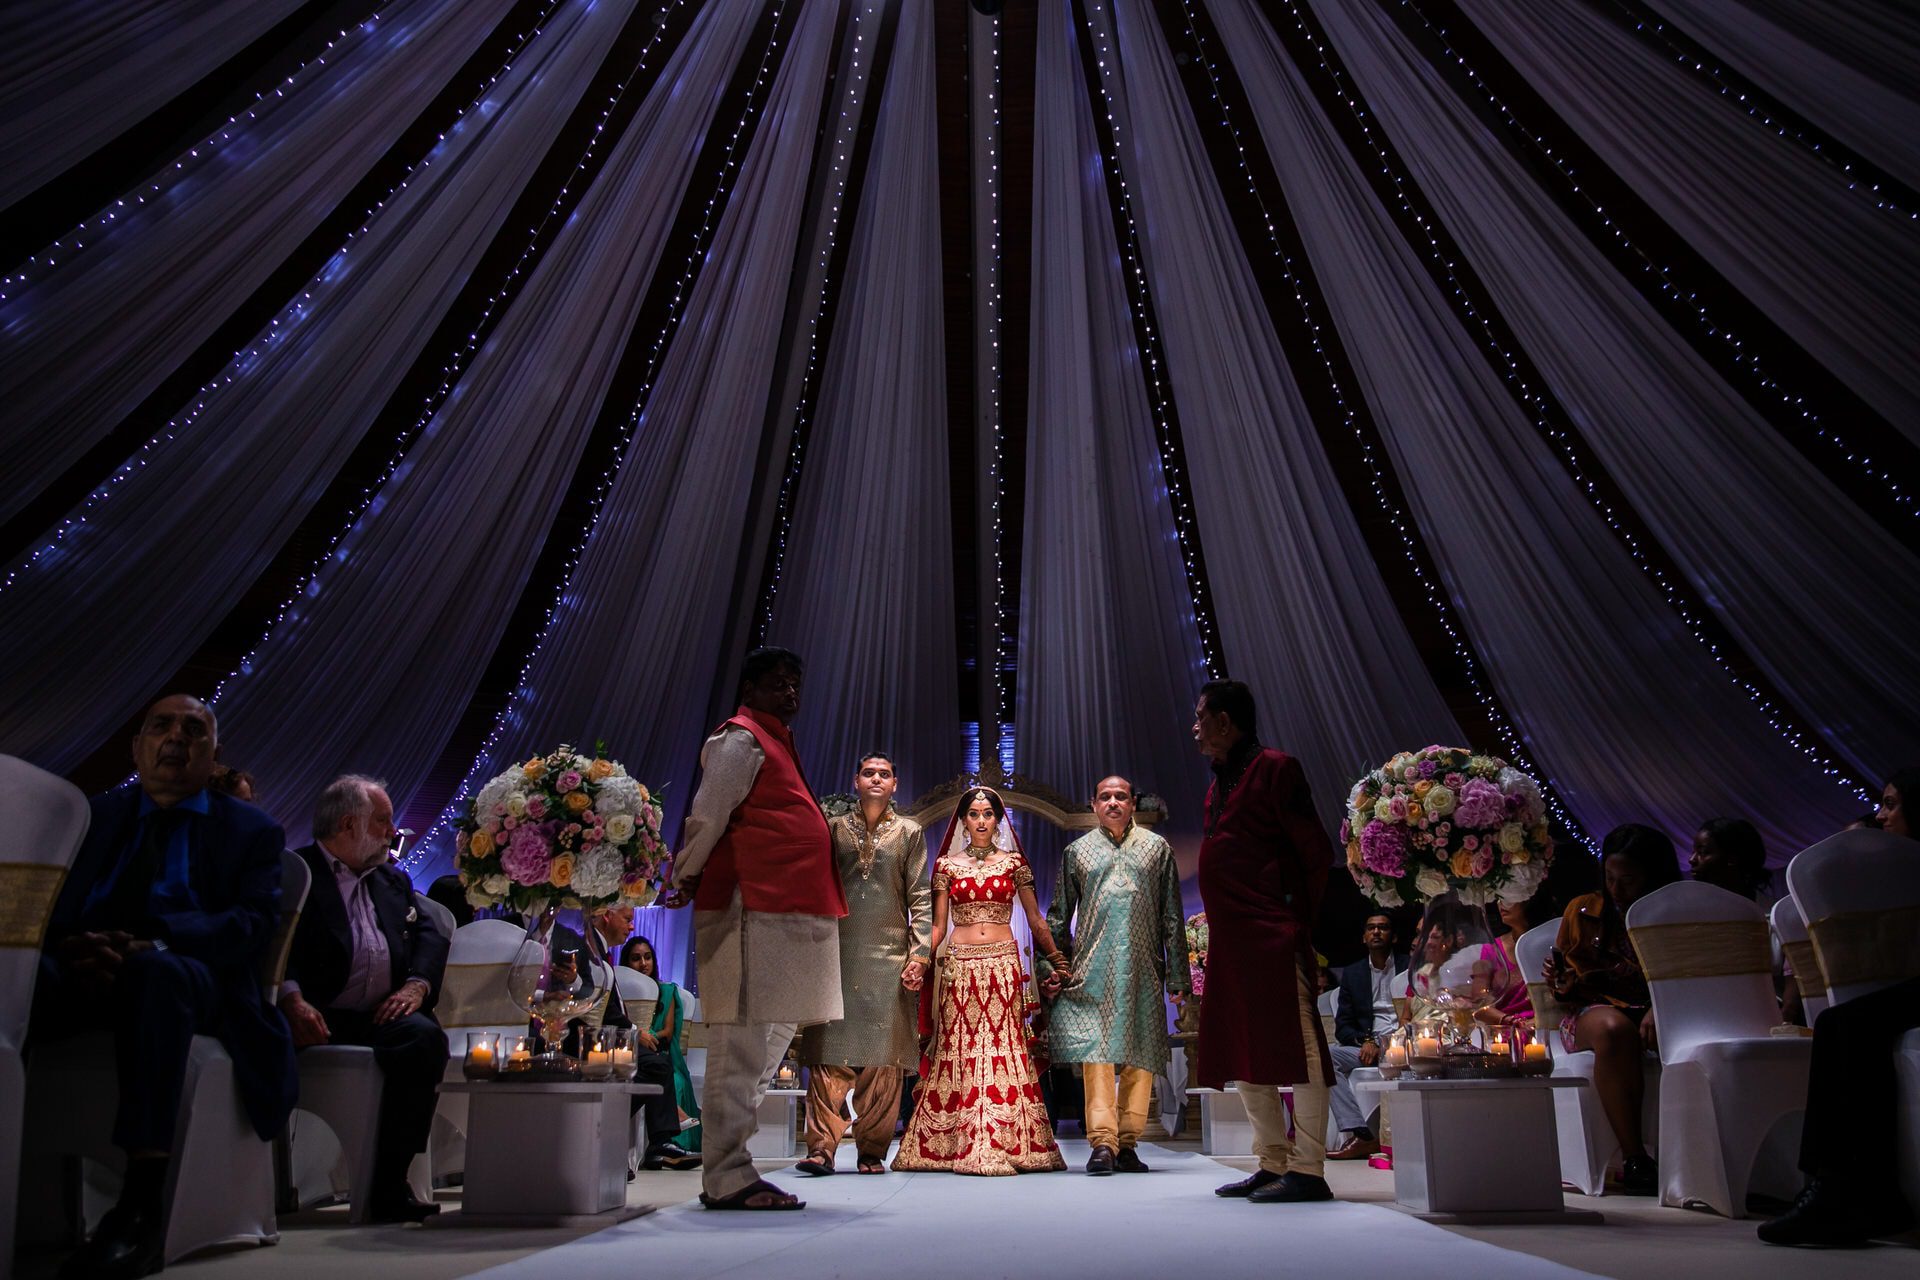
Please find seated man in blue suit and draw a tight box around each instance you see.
[280,775,450,1222]
[35,693,296,1280]
[1326,913,1403,1162]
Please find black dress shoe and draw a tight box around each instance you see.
[60,1202,166,1280]
[1618,1155,1658,1196]
[1214,1169,1282,1198]
[1114,1147,1150,1173]
[1086,1145,1116,1175]
[367,1192,441,1223]
[643,1142,701,1171]
[1248,1172,1334,1204]
[1758,1179,1917,1247]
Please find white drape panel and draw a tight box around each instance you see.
[1310,0,1920,780]
[0,0,310,210]
[1084,0,1464,819]
[1647,0,1920,189]
[1209,0,1862,855]
[1453,0,1920,438]
[0,0,517,513]
[1015,0,1211,895]
[766,0,963,804]
[208,0,774,845]
[0,0,636,768]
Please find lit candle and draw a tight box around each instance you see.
[469,1043,494,1068]
[1416,1036,1441,1058]
[583,1048,613,1080]
[611,1048,635,1067]
[507,1045,532,1070]
[1383,1044,1407,1066]
[1488,1037,1510,1058]
[1523,1042,1549,1062]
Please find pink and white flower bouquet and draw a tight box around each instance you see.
[454,744,667,912]
[1341,746,1553,908]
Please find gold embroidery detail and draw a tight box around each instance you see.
[951,900,1013,926]
[0,864,68,948]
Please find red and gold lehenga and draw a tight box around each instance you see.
[890,847,1066,1175]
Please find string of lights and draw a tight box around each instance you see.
[1271,0,1874,804]
[1388,0,1912,525]
[1,6,401,296]
[409,0,799,870]
[981,9,1016,776]
[1163,0,1595,849]
[754,3,887,646]
[1595,0,1917,220]
[0,0,584,598]
[1069,0,1225,680]
[199,0,695,712]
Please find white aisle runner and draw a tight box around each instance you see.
[469,1141,1602,1279]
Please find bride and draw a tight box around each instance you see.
[892,787,1069,1174]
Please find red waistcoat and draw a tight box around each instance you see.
[692,707,846,918]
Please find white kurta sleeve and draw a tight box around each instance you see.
[671,726,763,886]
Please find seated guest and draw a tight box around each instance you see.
[1760,765,1919,1246]
[279,775,449,1222]
[1690,817,1773,903]
[551,914,699,1171]
[34,694,296,1280]
[208,764,256,802]
[624,935,701,1152]
[1544,824,1680,1195]
[1489,895,1549,1031]
[424,873,475,930]
[1327,914,1401,1160]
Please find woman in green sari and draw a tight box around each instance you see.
[622,936,701,1151]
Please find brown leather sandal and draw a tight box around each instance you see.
[793,1152,835,1176]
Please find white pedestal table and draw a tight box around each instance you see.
[432,1080,662,1227]
[1354,1074,1603,1225]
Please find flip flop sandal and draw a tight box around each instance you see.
[793,1154,835,1177]
[857,1160,887,1174]
[699,1179,805,1211]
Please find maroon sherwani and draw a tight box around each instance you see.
[1195,741,1334,1089]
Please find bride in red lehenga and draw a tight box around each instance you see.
[891,787,1069,1175]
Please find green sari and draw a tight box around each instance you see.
[651,981,701,1151]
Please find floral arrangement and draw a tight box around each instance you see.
[1341,746,1553,908]
[1184,911,1210,998]
[818,792,858,820]
[455,744,668,912]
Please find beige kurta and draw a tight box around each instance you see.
[797,808,933,1069]
[672,725,841,1027]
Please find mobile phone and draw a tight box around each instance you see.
[1549,946,1566,970]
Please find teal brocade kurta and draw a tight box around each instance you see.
[796,809,933,1070]
[1041,825,1190,1073]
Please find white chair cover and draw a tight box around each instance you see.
[1628,881,1807,1217]
[22,844,311,1262]
[614,965,660,1036]
[1514,919,1659,1196]
[1769,896,1829,1024]
[1785,828,1920,1209]
[0,755,90,1268]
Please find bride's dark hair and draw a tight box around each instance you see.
[954,786,1007,824]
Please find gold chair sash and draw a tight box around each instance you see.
[1630,920,1772,981]
[0,863,68,947]
[438,961,526,1027]
[1526,981,1569,1027]
[1807,905,1920,990]
[1779,939,1826,999]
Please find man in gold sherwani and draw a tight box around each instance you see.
[795,753,932,1174]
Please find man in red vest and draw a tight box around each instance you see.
[1191,679,1338,1204]
[665,647,848,1210]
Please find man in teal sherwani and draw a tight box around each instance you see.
[1040,776,1190,1175]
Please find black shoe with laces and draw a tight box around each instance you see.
[1114,1147,1150,1173]
[1247,1172,1334,1204]
[1086,1145,1116,1175]
[1757,1179,1917,1247]
[1214,1169,1282,1198]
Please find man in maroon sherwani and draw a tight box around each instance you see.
[1191,679,1337,1204]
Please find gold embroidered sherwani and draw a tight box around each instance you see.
[798,809,932,1069]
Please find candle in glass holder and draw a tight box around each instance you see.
[583,1049,613,1080]
[1523,1041,1549,1062]
[463,1033,497,1080]
[506,1036,533,1071]
[1415,1035,1441,1058]
[1488,1036,1510,1058]
[1383,1043,1408,1067]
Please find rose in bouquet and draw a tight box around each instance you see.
[1341,745,1553,908]
[1185,911,1210,998]
[454,744,668,912]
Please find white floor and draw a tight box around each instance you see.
[464,1140,1601,1280]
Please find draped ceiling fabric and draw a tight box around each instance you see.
[5,0,1916,983]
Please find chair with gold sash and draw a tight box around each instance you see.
[1786,829,1920,1214]
[1768,897,1828,1025]
[1515,919,1660,1196]
[425,917,529,1187]
[0,755,91,1270]
[1627,881,1806,1217]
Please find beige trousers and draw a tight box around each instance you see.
[701,1019,796,1199]
[1082,1063,1156,1151]
[1238,966,1330,1178]
[804,1064,904,1162]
